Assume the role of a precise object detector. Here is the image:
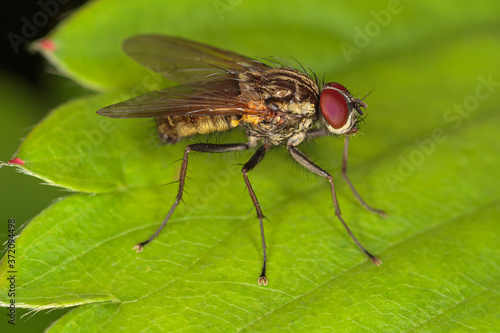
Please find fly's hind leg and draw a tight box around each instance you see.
[134,143,249,252]
[241,144,270,286]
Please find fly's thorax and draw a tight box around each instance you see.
[239,67,319,114]
[238,67,320,145]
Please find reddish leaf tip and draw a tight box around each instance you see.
[8,158,25,165]
[39,39,56,52]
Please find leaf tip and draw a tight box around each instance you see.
[38,39,56,52]
[8,158,25,166]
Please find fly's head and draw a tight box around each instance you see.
[318,83,367,136]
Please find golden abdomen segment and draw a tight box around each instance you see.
[157,115,237,143]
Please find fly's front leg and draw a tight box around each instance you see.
[305,128,330,140]
[287,145,382,266]
[306,131,386,217]
[134,143,249,252]
[342,137,386,217]
[241,144,270,286]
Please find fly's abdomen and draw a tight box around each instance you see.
[157,115,238,143]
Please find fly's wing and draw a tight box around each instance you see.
[124,34,270,84]
[97,78,269,118]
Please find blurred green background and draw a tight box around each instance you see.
[1,0,499,332]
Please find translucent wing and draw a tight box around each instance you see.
[97,78,269,118]
[123,34,270,84]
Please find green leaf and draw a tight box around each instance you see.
[2,0,500,331]
[11,93,183,193]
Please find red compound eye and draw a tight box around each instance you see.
[320,83,350,129]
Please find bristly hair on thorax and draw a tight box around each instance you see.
[258,56,323,88]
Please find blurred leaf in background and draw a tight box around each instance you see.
[1,0,499,332]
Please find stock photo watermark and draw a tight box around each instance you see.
[340,0,412,64]
[7,0,72,53]
[385,74,499,190]
[179,160,242,214]
[51,118,116,174]
[5,219,17,326]
[111,64,166,107]
[213,0,244,21]
[51,65,167,174]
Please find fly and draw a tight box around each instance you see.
[97,35,385,286]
